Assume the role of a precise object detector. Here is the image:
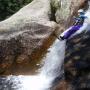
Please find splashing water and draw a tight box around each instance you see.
[19,39,66,90]
[1,0,90,90]
[0,38,66,90]
[5,75,53,90]
[1,4,90,89]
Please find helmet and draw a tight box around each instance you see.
[78,9,85,14]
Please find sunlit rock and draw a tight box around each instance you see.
[0,0,58,75]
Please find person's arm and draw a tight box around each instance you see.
[73,16,81,21]
[73,16,81,25]
[80,15,88,19]
[74,15,87,21]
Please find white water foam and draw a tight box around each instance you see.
[5,39,66,90]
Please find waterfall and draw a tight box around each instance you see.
[40,39,66,78]
[0,38,66,90]
[1,1,90,90]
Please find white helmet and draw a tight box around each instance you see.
[78,9,84,13]
[78,9,85,15]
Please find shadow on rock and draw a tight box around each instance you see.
[65,31,90,90]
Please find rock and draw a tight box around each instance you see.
[64,31,90,90]
[64,1,90,89]
[52,0,90,90]
[0,0,89,89]
[55,0,87,25]
[0,0,59,75]
[52,80,70,90]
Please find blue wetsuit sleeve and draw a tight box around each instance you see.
[74,15,87,22]
[74,17,80,20]
[80,15,87,19]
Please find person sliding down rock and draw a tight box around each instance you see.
[74,9,87,25]
[60,9,87,40]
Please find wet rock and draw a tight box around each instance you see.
[64,1,90,89]
[52,0,90,90]
[0,0,89,90]
[0,0,59,75]
[52,80,70,90]
[64,31,90,90]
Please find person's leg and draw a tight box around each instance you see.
[70,23,88,38]
[60,26,73,38]
[60,25,82,39]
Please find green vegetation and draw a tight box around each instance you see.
[0,0,33,21]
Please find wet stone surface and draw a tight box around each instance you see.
[65,31,90,90]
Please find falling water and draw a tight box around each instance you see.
[0,38,66,90]
[1,1,90,90]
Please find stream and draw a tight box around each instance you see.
[0,1,90,90]
[0,39,66,90]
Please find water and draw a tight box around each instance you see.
[1,8,90,89]
[0,39,66,90]
[1,1,90,90]
[40,39,66,78]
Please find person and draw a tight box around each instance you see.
[74,9,87,25]
[60,9,87,40]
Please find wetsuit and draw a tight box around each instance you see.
[60,14,87,40]
[74,15,87,25]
